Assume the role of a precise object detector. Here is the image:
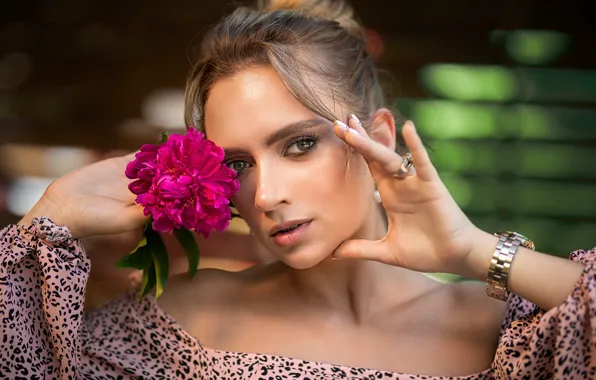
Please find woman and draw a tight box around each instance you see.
[1,0,594,378]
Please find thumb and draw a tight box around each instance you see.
[332,239,389,263]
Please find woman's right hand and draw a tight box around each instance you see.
[19,153,147,239]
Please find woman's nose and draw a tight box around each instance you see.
[254,164,287,212]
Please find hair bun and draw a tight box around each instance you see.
[256,0,363,37]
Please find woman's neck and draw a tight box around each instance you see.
[281,206,431,324]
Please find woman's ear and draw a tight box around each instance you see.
[367,108,397,151]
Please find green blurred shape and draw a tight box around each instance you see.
[409,100,500,139]
[505,30,570,66]
[515,181,596,217]
[516,68,596,103]
[514,105,596,140]
[397,99,596,141]
[560,223,596,253]
[418,64,596,103]
[420,64,518,102]
[430,141,497,173]
[519,145,596,178]
[441,173,473,207]
[431,141,596,178]
[441,174,499,213]
[443,176,596,218]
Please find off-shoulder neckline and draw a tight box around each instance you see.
[132,290,493,379]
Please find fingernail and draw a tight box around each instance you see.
[349,114,362,125]
[335,120,348,130]
[407,120,416,131]
[348,128,360,136]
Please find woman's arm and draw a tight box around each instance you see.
[0,218,90,378]
[492,245,596,378]
[465,230,585,311]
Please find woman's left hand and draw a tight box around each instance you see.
[332,116,487,277]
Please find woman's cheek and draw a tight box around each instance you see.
[231,189,254,222]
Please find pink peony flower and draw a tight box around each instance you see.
[125,127,239,236]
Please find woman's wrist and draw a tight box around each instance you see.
[458,228,500,281]
[457,227,585,309]
[19,196,79,238]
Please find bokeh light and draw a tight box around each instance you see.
[420,64,518,102]
[503,30,570,66]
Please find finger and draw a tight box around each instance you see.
[119,205,149,232]
[334,119,409,178]
[347,114,369,137]
[119,152,143,203]
[347,115,417,178]
[332,238,391,263]
[402,121,438,181]
[333,115,370,140]
[118,175,140,205]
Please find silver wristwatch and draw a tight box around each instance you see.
[486,231,535,301]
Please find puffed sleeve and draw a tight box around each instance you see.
[494,247,596,379]
[0,218,90,379]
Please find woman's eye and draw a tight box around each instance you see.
[285,137,318,155]
[226,160,251,175]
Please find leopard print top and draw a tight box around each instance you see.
[1,218,595,379]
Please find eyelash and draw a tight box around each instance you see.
[283,134,319,156]
[224,134,320,176]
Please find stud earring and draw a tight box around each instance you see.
[373,190,382,204]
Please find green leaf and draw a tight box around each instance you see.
[130,236,147,252]
[159,132,169,144]
[115,244,152,270]
[144,217,153,231]
[146,228,169,299]
[174,228,200,277]
[139,261,157,300]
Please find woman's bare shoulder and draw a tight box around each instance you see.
[437,281,508,338]
[159,267,251,308]
[156,264,279,334]
[153,267,250,339]
[451,281,507,314]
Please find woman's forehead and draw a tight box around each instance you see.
[204,68,319,146]
[204,67,343,147]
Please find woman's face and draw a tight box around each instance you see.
[204,67,378,269]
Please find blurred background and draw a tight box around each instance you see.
[1,0,595,261]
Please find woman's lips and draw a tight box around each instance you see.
[270,221,312,247]
[269,219,312,236]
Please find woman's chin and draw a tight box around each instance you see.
[276,250,332,270]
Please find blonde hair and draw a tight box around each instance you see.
[185,0,400,144]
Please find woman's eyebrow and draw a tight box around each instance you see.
[223,147,246,159]
[264,118,326,147]
[223,118,327,159]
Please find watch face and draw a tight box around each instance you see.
[495,231,535,251]
[522,240,536,250]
